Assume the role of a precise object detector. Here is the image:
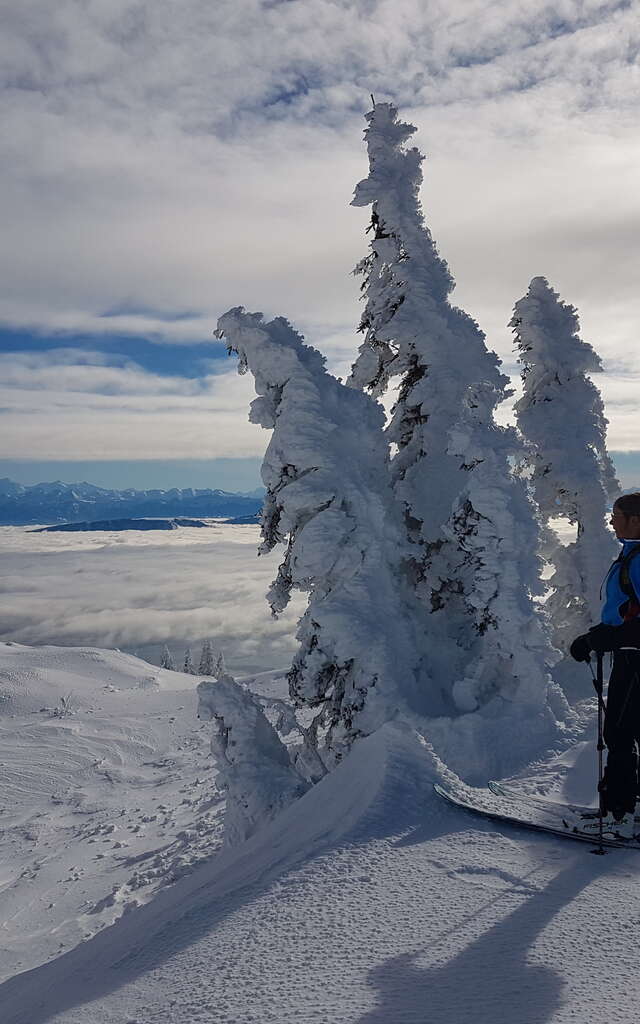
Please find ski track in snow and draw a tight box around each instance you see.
[0,643,639,1024]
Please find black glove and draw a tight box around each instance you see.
[587,623,622,654]
[569,633,592,663]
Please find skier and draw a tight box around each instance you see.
[570,493,640,837]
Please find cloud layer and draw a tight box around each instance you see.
[0,522,304,675]
[0,347,263,459]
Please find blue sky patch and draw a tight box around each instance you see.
[0,326,228,380]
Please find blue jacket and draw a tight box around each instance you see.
[601,540,640,625]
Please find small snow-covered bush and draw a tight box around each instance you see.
[52,691,76,719]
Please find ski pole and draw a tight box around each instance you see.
[589,652,606,856]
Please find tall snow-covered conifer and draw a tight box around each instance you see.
[511,277,619,649]
[215,307,420,763]
[213,649,226,680]
[348,102,506,549]
[199,639,215,676]
[347,103,562,743]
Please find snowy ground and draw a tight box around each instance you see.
[1,641,638,1023]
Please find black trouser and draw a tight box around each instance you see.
[602,650,640,815]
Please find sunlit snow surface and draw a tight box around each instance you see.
[0,641,638,1024]
[0,641,288,988]
[0,521,305,675]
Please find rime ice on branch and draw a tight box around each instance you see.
[215,307,420,762]
[512,276,619,648]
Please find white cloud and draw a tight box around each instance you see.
[0,522,305,675]
[597,372,640,452]
[1,0,638,458]
[0,350,264,459]
[0,349,202,394]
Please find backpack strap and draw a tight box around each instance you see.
[617,545,640,621]
[619,545,640,603]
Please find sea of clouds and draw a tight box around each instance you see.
[0,522,305,677]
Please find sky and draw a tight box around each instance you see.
[2,0,639,490]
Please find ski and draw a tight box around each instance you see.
[434,782,640,850]
[488,780,640,827]
[487,781,601,821]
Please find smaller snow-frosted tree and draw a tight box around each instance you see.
[160,645,175,671]
[197,676,309,846]
[183,648,195,674]
[199,639,215,676]
[511,277,619,651]
[215,307,420,763]
[213,649,226,680]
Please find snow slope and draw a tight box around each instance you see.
[0,642,227,982]
[0,643,638,1024]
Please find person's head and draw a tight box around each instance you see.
[610,493,640,540]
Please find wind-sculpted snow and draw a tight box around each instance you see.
[197,675,308,845]
[216,307,422,762]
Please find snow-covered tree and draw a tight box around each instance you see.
[511,276,619,650]
[197,675,309,846]
[213,649,226,680]
[345,101,564,736]
[160,645,175,671]
[198,639,215,676]
[183,648,195,674]
[348,101,507,553]
[215,307,421,763]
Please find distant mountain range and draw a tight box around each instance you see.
[32,517,214,533]
[0,479,264,526]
